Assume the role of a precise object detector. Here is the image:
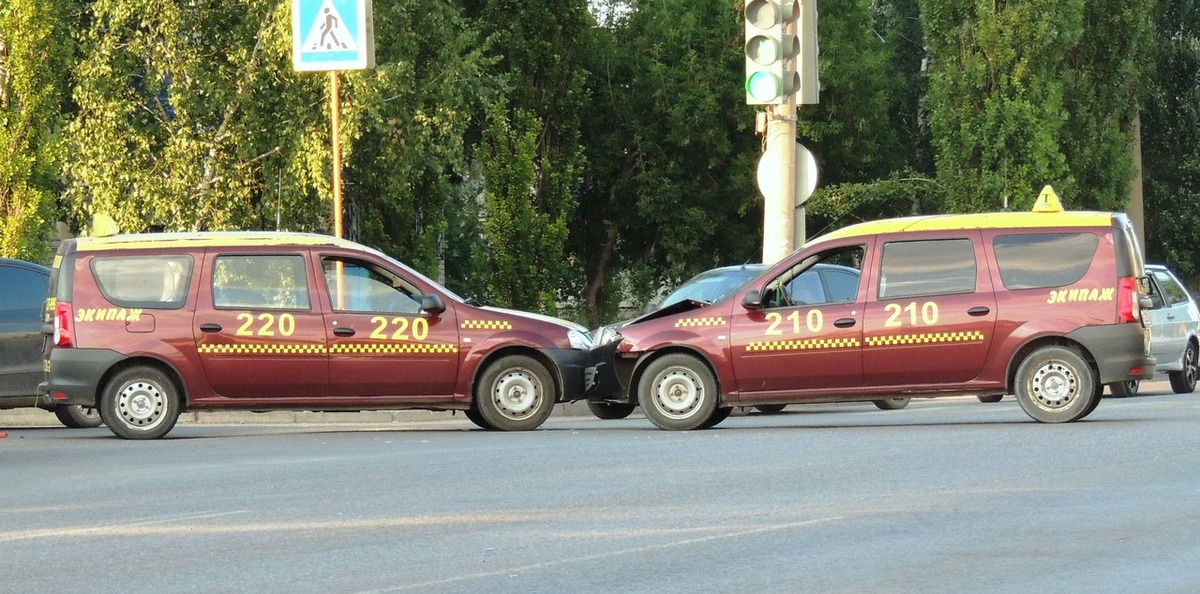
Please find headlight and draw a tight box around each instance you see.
[567,329,592,350]
[592,325,622,348]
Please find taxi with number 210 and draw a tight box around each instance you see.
[40,232,593,439]
[588,187,1155,429]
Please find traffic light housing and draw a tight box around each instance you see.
[744,0,819,105]
[744,0,799,105]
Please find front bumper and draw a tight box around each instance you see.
[585,339,628,401]
[542,347,594,403]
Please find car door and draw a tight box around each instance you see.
[862,234,998,386]
[320,255,460,398]
[731,244,868,394]
[0,261,50,399]
[1147,268,1190,366]
[195,250,329,397]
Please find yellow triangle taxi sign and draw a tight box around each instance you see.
[1032,185,1063,213]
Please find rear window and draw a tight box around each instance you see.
[878,239,976,299]
[92,255,193,309]
[993,233,1098,290]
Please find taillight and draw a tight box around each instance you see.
[1117,277,1140,324]
[54,301,75,348]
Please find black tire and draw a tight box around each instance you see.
[637,353,718,431]
[474,354,556,431]
[873,397,909,410]
[464,408,494,430]
[587,401,636,420]
[700,407,733,429]
[1013,346,1097,423]
[53,405,103,429]
[1109,380,1139,398]
[1169,342,1198,394]
[977,395,1003,403]
[99,366,181,439]
[755,404,787,413]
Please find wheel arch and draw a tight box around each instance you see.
[470,345,563,405]
[1006,336,1096,394]
[95,356,189,410]
[629,346,724,407]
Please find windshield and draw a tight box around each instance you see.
[658,266,765,310]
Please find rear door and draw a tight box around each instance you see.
[195,250,329,397]
[320,254,460,398]
[0,261,50,398]
[862,234,998,386]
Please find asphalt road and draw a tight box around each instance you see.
[3,382,1198,593]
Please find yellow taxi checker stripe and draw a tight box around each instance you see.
[675,317,728,328]
[330,343,459,354]
[866,331,986,347]
[745,337,861,352]
[198,343,326,355]
[461,320,512,330]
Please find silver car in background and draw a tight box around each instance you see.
[1111,264,1199,396]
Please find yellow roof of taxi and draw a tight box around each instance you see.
[69,231,361,252]
[816,210,1115,243]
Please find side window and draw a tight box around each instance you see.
[993,233,1098,290]
[0,265,48,323]
[762,245,865,308]
[212,255,310,310]
[93,255,193,309]
[1151,270,1189,307]
[322,257,423,314]
[879,239,976,299]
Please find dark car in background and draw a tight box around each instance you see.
[0,258,102,427]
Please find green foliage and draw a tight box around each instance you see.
[1143,0,1200,280]
[478,109,571,312]
[0,0,73,261]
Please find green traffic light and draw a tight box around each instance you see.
[746,71,781,102]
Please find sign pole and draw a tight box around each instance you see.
[329,70,343,239]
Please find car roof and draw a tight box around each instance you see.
[0,257,51,274]
[65,231,364,253]
[815,210,1115,245]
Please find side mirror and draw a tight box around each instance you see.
[421,294,447,315]
[742,289,763,310]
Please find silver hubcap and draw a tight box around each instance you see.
[652,366,705,419]
[492,369,542,420]
[1030,360,1078,410]
[1187,347,1197,385]
[116,380,167,429]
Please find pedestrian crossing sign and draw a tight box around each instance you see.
[292,0,375,71]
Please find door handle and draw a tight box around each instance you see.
[833,317,856,328]
[333,327,356,337]
[199,323,222,333]
[967,306,991,316]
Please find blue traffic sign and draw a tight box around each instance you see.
[292,0,375,71]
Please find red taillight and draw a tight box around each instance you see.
[54,301,75,348]
[1117,277,1139,324]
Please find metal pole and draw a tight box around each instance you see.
[329,70,344,239]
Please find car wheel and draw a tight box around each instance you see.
[53,405,103,429]
[1109,380,1139,398]
[464,408,494,430]
[637,353,718,431]
[1013,346,1097,423]
[977,395,1003,403]
[873,397,909,410]
[755,404,787,413]
[99,366,181,440]
[475,354,556,431]
[1169,342,1198,394]
[700,407,733,429]
[587,401,636,420]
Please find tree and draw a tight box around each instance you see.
[0,0,73,260]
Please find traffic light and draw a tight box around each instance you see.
[744,0,799,105]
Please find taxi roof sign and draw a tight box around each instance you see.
[1032,185,1064,213]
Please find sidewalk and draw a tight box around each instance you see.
[0,400,597,428]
